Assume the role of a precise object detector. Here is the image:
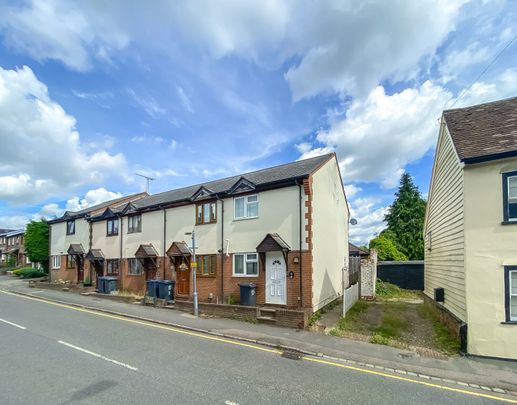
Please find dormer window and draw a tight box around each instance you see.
[66,220,75,235]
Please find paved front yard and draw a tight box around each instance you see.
[313,282,460,358]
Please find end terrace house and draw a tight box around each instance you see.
[49,153,349,313]
[424,96,517,360]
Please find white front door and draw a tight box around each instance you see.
[266,252,286,305]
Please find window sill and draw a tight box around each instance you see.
[127,230,142,234]
[501,221,517,225]
[195,221,217,226]
[106,233,119,237]
[232,274,259,278]
[233,216,259,222]
[127,273,143,277]
[196,274,216,278]
[500,321,517,325]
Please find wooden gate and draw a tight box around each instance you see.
[349,256,360,286]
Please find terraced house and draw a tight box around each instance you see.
[49,154,349,319]
[425,96,517,360]
[0,229,29,267]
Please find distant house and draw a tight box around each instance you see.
[348,242,369,258]
[48,154,350,321]
[0,229,28,267]
[424,96,517,360]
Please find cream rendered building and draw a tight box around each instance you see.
[424,97,517,360]
[49,154,349,322]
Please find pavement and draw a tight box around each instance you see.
[1,275,517,403]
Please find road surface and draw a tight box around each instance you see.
[0,289,513,404]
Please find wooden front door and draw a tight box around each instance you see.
[77,258,84,283]
[266,252,286,305]
[94,262,103,287]
[176,258,190,295]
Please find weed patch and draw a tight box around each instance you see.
[376,280,420,300]
[419,304,460,354]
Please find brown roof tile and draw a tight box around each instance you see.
[443,96,517,163]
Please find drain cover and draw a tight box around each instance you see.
[282,349,302,360]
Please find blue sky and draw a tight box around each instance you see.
[0,0,516,244]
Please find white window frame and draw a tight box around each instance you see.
[508,175,517,222]
[234,194,259,220]
[128,258,143,275]
[128,215,142,233]
[510,269,517,322]
[232,253,259,277]
[52,255,61,269]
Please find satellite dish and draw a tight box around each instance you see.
[350,218,358,225]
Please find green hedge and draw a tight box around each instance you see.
[12,267,46,279]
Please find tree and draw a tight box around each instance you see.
[369,234,408,261]
[24,220,49,272]
[383,173,427,260]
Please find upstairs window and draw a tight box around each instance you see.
[503,172,517,222]
[107,259,119,275]
[234,195,259,220]
[66,220,75,235]
[196,202,217,225]
[128,215,142,233]
[107,218,119,236]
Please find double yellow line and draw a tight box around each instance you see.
[2,289,516,404]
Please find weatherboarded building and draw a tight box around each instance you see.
[424,96,517,360]
[49,154,349,323]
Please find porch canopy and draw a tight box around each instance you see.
[256,233,290,253]
[256,233,291,267]
[135,243,158,269]
[86,249,105,262]
[166,241,191,257]
[67,243,85,256]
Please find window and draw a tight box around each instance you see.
[505,267,517,322]
[52,255,61,269]
[128,258,142,275]
[195,255,216,276]
[426,231,432,251]
[234,195,259,219]
[66,255,75,269]
[233,253,258,276]
[107,218,119,236]
[503,172,517,222]
[66,220,75,235]
[196,202,217,225]
[107,259,119,275]
[128,215,142,233]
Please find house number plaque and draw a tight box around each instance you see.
[288,271,295,279]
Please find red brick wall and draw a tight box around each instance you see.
[51,255,78,283]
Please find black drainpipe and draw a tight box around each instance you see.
[162,206,167,280]
[298,180,303,308]
[219,197,225,303]
[119,214,123,286]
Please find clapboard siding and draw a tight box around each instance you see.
[424,125,466,321]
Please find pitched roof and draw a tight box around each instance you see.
[2,229,24,238]
[349,242,369,256]
[131,153,334,210]
[51,192,148,223]
[443,96,517,163]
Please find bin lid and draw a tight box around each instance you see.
[104,276,117,281]
[239,282,256,288]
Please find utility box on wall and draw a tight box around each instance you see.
[434,287,445,303]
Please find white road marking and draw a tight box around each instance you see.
[0,318,27,330]
[57,340,138,371]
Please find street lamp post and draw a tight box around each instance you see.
[186,230,198,317]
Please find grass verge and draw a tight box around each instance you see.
[418,303,460,355]
[375,280,420,300]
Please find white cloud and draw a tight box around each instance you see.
[344,184,362,198]
[131,135,164,144]
[348,197,388,246]
[126,88,166,119]
[177,86,194,113]
[454,68,517,107]
[0,0,468,101]
[64,188,123,212]
[0,65,129,204]
[0,0,129,71]
[300,81,451,187]
[439,42,490,83]
[170,139,178,150]
[0,215,30,230]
